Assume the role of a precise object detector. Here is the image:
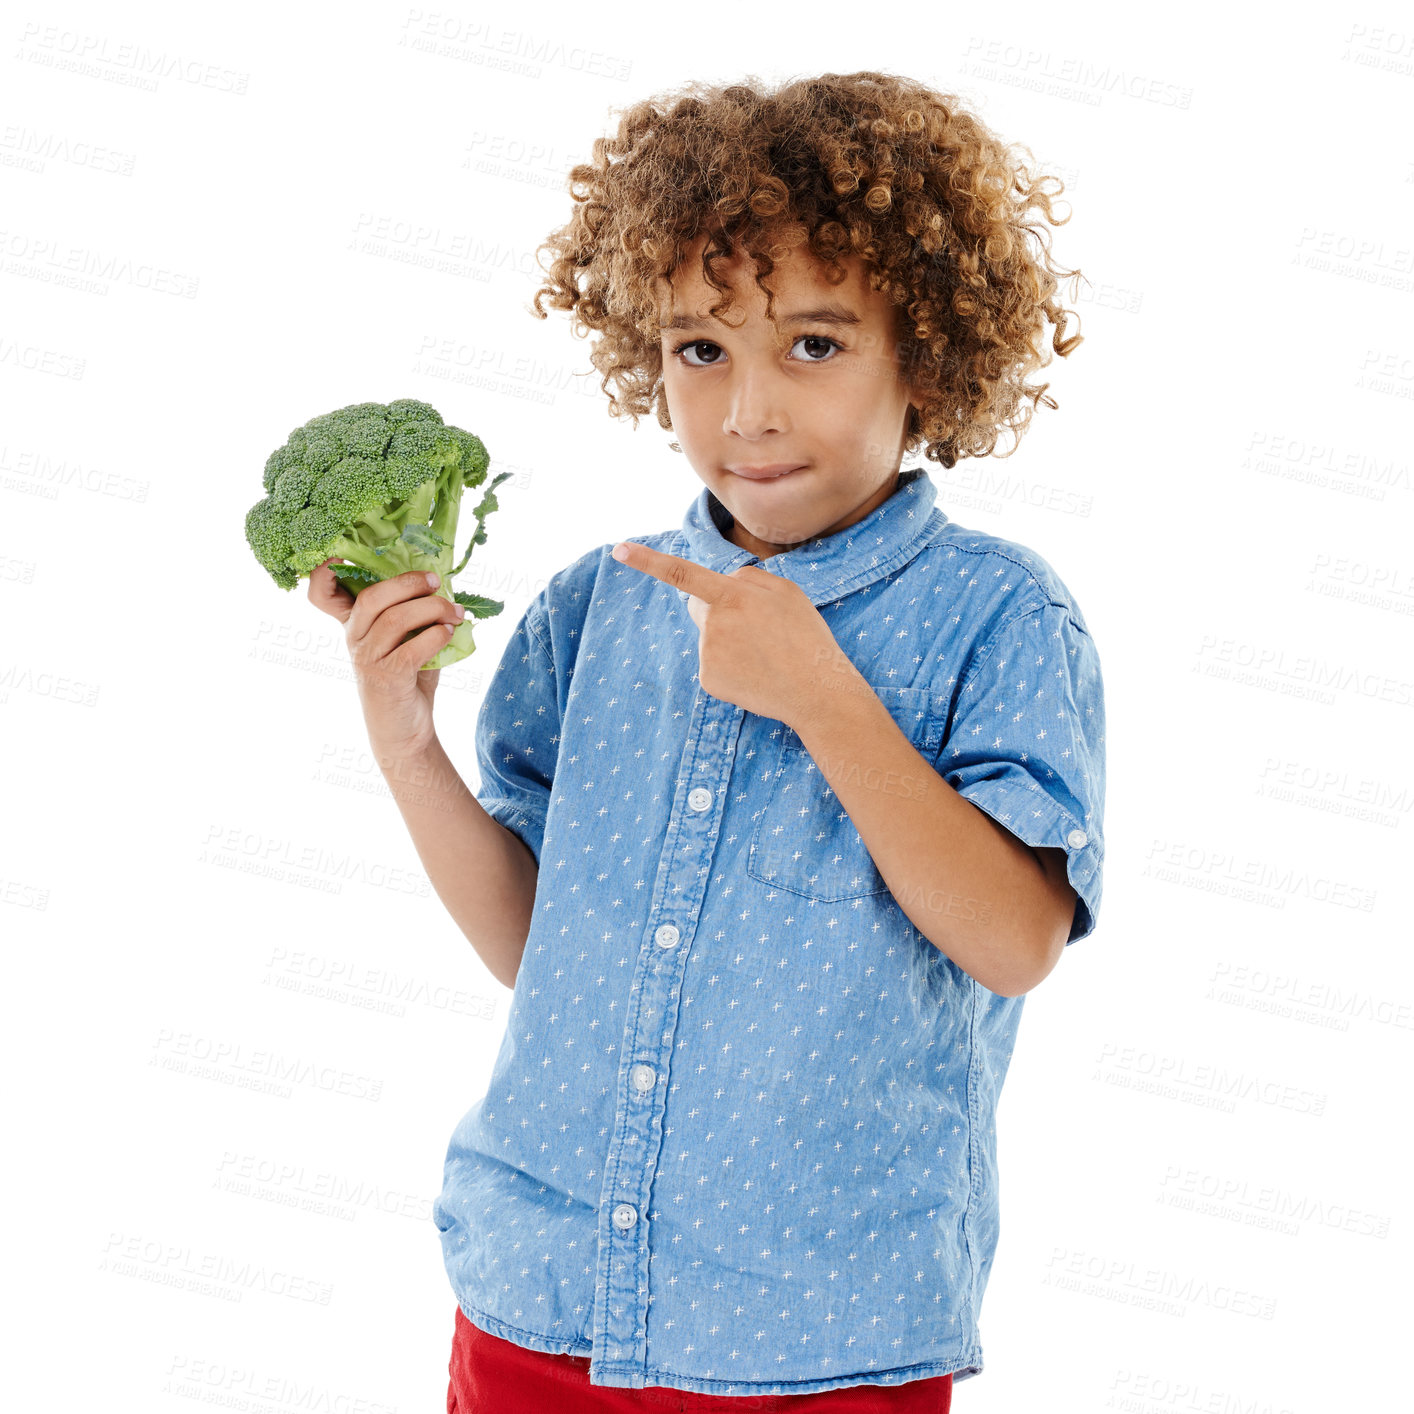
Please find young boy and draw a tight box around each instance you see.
[312,71,1104,1410]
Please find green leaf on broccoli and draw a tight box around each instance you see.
[452,591,504,619]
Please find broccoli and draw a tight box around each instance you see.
[245,398,511,671]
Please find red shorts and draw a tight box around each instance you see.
[446,1305,954,1413]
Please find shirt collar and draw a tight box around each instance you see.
[676,466,943,607]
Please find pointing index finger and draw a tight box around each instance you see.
[612,540,733,602]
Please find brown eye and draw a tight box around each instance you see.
[793,335,841,362]
[674,339,724,367]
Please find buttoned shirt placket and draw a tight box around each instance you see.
[589,545,759,1375]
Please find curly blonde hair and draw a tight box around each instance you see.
[529,70,1085,469]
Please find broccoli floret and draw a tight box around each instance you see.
[245,398,511,670]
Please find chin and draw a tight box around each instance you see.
[710,472,822,547]
[737,516,819,557]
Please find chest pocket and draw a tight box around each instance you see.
[746,685,944,904]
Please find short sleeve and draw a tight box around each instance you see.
[937,602,1107,944]
[474,599,559,868]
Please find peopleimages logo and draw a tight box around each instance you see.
[15,22,250,95]
[149,1027,384,1103]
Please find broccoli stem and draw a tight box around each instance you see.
[328,508,459,585]
[429,462,461,562]
[324,534,399,579]
[401,478,438,529]
[420,615,478,671]
[356,505,403,541]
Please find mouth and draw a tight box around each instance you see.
[727,464,807,481]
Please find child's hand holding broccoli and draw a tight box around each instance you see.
[307,560,463,759]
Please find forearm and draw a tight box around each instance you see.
[788,658,1051,997]
[373,735,538,990]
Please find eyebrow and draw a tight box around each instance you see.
[659,303,864,333]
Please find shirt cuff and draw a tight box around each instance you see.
[477,795,548,870]
[955,778,1102,944]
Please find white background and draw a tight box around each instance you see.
[4,2,1410,1409]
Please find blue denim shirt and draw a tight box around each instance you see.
[433,466,1106,1397]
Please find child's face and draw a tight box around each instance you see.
[656,232,920,560]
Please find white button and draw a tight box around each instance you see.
[631,1063,655,1093]
[688,787,712,812]
[1067,828,1088,850]
[654,924,680,949]
[612,1203,638,1230]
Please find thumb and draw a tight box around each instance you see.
[308,558,356,621]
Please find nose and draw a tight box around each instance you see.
[721,363,791,441]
